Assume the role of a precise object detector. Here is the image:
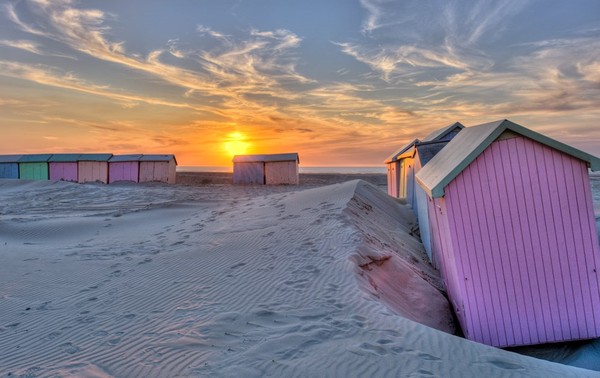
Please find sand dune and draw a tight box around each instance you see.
[0,179,598,377]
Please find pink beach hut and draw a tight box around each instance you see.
[415,119,600,347]
[108,155,142,183]
[138,155,177,184]
[49,154,80,182]
[77,154,112,184]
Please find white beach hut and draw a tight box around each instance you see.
[233,153,299,185]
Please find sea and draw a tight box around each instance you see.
[178,166,386,174]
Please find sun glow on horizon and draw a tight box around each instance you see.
[224,132,250,158]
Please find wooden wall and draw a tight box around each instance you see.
[19,163,48,180]
[0,163,19,179]
[386,162,399,197]
[431,135,600,347]
[139,160,176,184]
[233,162,265,185]
[109,162,139,183]
[49,162,78,182]
[265,161,298,185]
[78,161,108,184]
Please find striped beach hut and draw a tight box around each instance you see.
[78,154,112,184]
[416,119,600,347]
[384,139,419,202]
[0,155,22,179]
[139,155,177,184]
[109,155,142,183]
[49,154,80,182]
[413,122,465,260]
[233,153,299,185]
[18,154,51,180]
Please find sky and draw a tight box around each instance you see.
[0,0,599,167]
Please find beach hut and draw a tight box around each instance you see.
[0,155,22,179]
[49,154,80,182]
[384,139,419,202]
[413,122,465,261]
[18,154,51,180]
[415,119,600,347]
[109,155,142,183]
[139,155,177,184]
[233,153,299,185]
[78,154,112,184]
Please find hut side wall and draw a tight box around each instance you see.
[78,161,108,183]
[49,162,78,182]
[405,157,415,208]
[19,163,48,180]
[109,162,139,183]
[168,159,176,184]
[233,162,264,185]
[265,161,298,185]
[427,195,469,334]
[0,163,19,179]
[443,135,600,347]
[139,161,175,183]
[386,162,399,197]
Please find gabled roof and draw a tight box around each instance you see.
[384,139,420,163]
[49,154,80,162]
[139,154,177,164]
[78,153,113,162]
[109,154,143,162]
[18,154,52,163]
[233,153,299,163]
[415,141,450,166]
[416,119,600,198]
[421,122,465,142]
[0,155,22,163]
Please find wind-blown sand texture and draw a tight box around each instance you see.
[0,177,599,377]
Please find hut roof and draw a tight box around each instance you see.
[416,119,600,198]
[384,139,420,163]
[233,153,299,163]
[139,154,177,164]
[18,154,52,163]
[78,153,113,162]
[421,122,465,142]
[415,141,450,166]
[49,154,81,162]
[109,154,143,162]
[0,155,23,163]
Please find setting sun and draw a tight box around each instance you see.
[224,132,250,158]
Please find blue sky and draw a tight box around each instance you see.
[0,0,599,165]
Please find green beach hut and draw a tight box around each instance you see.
[18,154,52,180]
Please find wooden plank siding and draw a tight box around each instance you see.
[19,163,48,180]
[435,135,600,347]
[109,162,139,183]
[265,161,298,185]
[78,161,108,184]
[0,163,19,179]
[232,162,264,185]
[49,162,78,182]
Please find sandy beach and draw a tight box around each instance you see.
[0,174,599,377]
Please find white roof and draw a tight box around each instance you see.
[416,119,600,198]
[233,153,299,163]
[421,122,465,142]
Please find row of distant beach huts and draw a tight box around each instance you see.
[0,154,177,184]
[385,119,600,348]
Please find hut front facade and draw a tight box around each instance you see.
[18,154,52,180]
[49,154,80,182]
[78,154,112,184]
[416,119,600,347]
[0,155,22,179]
[233,153,299,185]
[384,139,419,203]
[139,155,177,184]
[109,155,142,183]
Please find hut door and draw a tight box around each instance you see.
[399,160,406,199]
